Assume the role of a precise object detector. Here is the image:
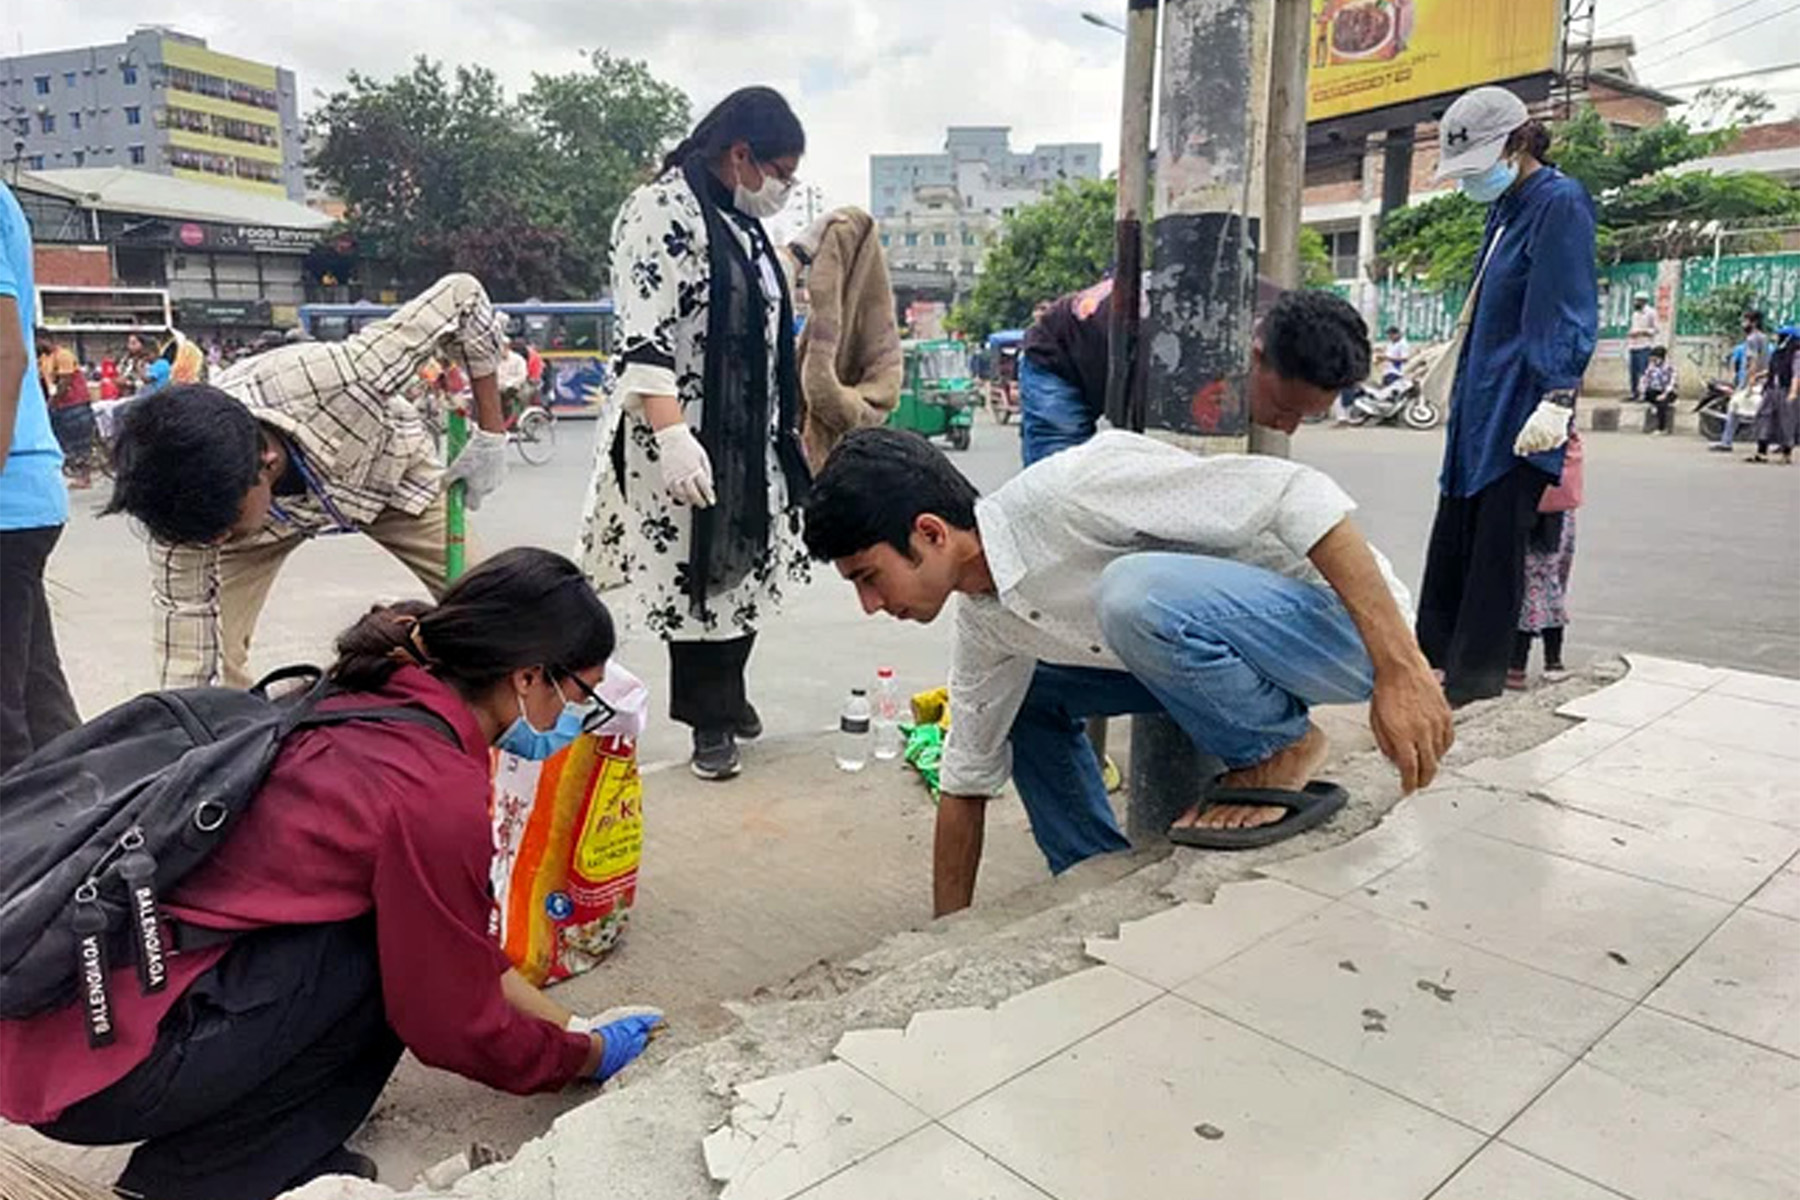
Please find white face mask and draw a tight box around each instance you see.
[735,162,795,219]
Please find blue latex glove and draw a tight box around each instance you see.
[591,1012,665,1083]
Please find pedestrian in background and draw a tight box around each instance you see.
[1716,310,1773,452]
[1415,86,1598,706]
[583,86,812,782]
[1639,345,1676,435]
[1746,325,1798,466]
[1625,291,1656,401]
[0,181,79,772]
[36,327,96,488]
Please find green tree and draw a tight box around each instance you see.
[1300,226,1336,288]
[947,178,1116,339]
[1376,92,1800,287]
[309,54,688,299]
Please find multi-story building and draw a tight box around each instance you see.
[870,127,1102,288]
[1,27,304,200]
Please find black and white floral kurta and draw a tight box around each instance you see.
[578,168,810,642]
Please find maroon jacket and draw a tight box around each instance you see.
[0,667,591,1124]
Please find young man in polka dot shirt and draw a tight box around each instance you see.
[803,291,1453,915]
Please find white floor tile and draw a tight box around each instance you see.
[1556,679,1700,728]
[1647,906,1800,1057]
[1621,653,1727,690]
[703,1061,929,1200]
[1747,863,1800,920]
[793,1126,1048,1200]
[1432,1143,1623,1200]
[1711,669,1800,710]
[832,966,1159,1117]
[1508,1009,1800,1200]
[1179,904,1632,1132]
[1562,727,1800,830]
[1473,775,1800,902]
[1084,879,1327,988]
[945,995,1482,1200]
[1349,832,1730,998]
[1259,785,1503,899]
[1649,692,1800,762]
[1457,721,1635,789]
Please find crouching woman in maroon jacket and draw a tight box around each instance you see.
[1,547,663,1200]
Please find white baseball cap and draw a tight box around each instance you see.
[1435,86,1530,181]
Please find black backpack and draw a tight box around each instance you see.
[0,666,457,1046]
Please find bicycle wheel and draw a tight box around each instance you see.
[515,408,556,465]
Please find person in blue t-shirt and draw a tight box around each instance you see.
[1415,87,1598,706]
[0,181,79,771]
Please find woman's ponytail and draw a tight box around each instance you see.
[328,600,435,691]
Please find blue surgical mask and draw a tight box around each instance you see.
[1460,159,1519,205]
[495,690,596,761]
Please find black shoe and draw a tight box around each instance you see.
[735,704,764,741]
[691,729,742,780]
[288,1146,378,1189]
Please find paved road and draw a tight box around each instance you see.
[1293,424,1800,679]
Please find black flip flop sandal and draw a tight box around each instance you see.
[1167,781,1349,850]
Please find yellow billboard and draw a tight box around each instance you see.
[1306,0,1564,122]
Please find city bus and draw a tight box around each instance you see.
[297,299,616,416]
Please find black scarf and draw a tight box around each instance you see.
[674,158,811,615]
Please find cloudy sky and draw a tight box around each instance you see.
[7,0,1797,215]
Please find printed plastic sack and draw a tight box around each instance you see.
[489,664,650,986]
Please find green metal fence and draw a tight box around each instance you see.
[1677,253,1800,336]
[1375,252,1800,343]
[1376,281,1469,343]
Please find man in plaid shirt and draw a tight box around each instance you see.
[106,274,512,687]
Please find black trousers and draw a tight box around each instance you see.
[1416,463,1552,706]
[668,633,756,731]
[39,920,400,1200]
[0,524,80,772]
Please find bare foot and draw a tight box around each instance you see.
[1171,724,1330,832]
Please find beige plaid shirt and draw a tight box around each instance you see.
[151,273,505,687]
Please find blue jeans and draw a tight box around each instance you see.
[1008,553,1376,873]
[1019,357,1097,466]
[1627,347,1651,402]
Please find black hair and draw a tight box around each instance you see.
[1649,345,1668,359]
[660,86,805,174]
[330,547,616,695]
[103,383,263,545]
[803,427,979,562]
[1505,119,1554,165]
[1745,309,1765,329]
[1261,290,1372,392]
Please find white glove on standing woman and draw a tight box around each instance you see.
[654,424,716,507]
[1512,395,1576,456]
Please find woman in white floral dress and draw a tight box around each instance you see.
[579,88,812,780]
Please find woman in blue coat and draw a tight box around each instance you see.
[1415,86,1598,705]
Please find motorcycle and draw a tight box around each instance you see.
[1344,369,1442,430]
[1694,378,1752,444]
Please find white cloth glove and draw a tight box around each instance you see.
[1513,399,1575,457]
[565,1004,666,1034]
[443,428,508,511]
[654,424,716,508]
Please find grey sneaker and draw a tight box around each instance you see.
[691,729,742,780]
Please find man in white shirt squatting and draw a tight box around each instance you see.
[803,290,1454,916]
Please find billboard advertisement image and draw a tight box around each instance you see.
[1307,0,1565,122]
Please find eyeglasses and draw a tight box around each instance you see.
[551,669,617,735]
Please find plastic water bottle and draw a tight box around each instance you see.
[872,667,901,761]
[836,688,872,772]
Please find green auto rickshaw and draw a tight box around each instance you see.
[888,338,978,451]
